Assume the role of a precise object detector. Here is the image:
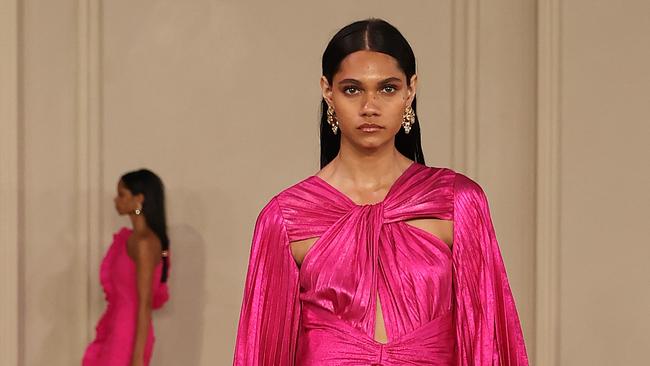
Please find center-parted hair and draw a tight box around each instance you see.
[121,169,170,283]
[320,18,425,168]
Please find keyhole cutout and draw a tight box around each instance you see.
[290,237,320,267]
[374,293,388,344]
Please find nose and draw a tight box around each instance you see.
[360,92,380,117]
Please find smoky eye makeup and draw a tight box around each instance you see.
[336,77,404,95]
[380,84,399,93]
[340,84,362,95]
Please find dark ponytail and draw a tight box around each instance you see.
[121,169,170,283]
[320,18,425,168]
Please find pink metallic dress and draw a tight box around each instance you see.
[234,163,528,365]
[83,228,169,366]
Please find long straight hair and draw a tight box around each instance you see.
[320,19,426,168]
[121,169,170,283]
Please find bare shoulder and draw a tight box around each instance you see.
[127,232,162,262]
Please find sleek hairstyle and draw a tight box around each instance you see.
[320,18,425,168]
[121,169,170,283]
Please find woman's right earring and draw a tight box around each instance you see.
[327,105,339,134]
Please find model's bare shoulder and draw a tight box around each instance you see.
[129,233,162,264]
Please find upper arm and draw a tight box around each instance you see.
[235,197,301,365]
[133,238,160,307]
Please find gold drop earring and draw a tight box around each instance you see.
[327,105,339,134]
[402,105,416,134]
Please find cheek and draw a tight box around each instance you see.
[116,198,128,208]
[333,100,358,122]
[378,102,407,132]
[386,104,405,121]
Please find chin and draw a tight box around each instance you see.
[353,136,393,150]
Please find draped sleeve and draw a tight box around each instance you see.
[452,173,529,365]
[234,197,301,366]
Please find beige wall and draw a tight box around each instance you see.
[0,0,20,365]
[535,0,650,364]
[3,0,645,365]
[557,0,650,364]
[19,1,87,365]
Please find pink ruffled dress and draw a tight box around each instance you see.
[83,227,169,366]
[234,164,528,365]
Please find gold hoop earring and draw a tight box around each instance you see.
[326,105,339,135]
[402,105,416,134]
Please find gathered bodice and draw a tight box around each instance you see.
[281,164,454,342]
[274,164,457,364]
[100,227,169,308]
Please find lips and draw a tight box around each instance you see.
[358,123,384,132]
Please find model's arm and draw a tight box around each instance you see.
[234,198,301,366]
[453,173,529,365]
[130,238,158,366]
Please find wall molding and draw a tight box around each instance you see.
[536,0,562,364]
[0,0,20,364]
[451,0,479,177]
[76,0,103,347]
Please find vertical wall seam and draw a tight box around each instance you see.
[536,0,562,364]
[0,0,20,364]
[77,0,103,348]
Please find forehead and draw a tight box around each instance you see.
[335,50,404,82]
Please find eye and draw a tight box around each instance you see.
[343,86,360,95]
[381,85,397,94]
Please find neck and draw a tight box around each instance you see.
[332,138,412,186]
[129,214,149,233]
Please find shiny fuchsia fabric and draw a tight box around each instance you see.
[234,163,528,365]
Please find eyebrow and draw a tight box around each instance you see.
[337,77,403,85]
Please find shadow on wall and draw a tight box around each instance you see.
[150,224,206,365]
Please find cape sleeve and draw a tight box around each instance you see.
[452,173,529,365]
[233,197,301,366]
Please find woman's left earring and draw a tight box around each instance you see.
[134,205,142,216]
[402,106,416,134]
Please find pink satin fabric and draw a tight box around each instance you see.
[234,164,528,365]
[82,228,170,366]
